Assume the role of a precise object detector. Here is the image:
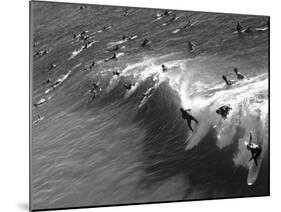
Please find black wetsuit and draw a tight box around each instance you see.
[247,133,262,166]
[162,65,168,72]
[216,105,232,119]
[181,20,191,29]
[222,75,233,86]
[141,39,150,47]
[237,22,243,33]
[124,83,133,90]
[90,83,100,100]
[104,53,117,62]
[89,61,95,69]
[180,108,199,132]
[187,41,195,51]
[113,71,120,76]
[234,68,245,80]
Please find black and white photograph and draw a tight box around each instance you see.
[30,1,269,211]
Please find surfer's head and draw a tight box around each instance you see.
[234,68,238,74]
[180,107,184,113]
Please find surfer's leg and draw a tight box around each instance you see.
[254,157,258,166]
[249,154,253,162]
[191,117,199,125]
[187,120,193,132]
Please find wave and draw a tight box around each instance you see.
[96,54,268,185]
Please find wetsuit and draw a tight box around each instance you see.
[162,65,168,72]
[222,75,233,86]
[237,22,243,33]
[124,83,133,90]
[234,68,245,80]
[247,133,262,166]
[216,105,232,119]
[141,39,150,47]
[180,108,199,132]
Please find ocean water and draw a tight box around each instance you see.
[31,2,269,210]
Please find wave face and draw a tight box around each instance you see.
[31,2,269,210]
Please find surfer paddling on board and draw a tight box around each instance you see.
[236,21,253,33]
[180,108,199,132]
[141,38,151,47]
[124,83,134,90]
[222,75,234,87]
[246,132,262,166]
[187,41,195,51]
[104,53,117,62]
[89,60,96,69]
[233,67,246,80]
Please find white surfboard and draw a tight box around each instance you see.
[244,140,266,186]
[255,27,268,31]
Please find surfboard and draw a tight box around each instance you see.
[255,27,268,31]
[233,27,268,34]
[184,126,204,151]
[33,116,45,125]
[244,140,266,186]
[184,123,199,143]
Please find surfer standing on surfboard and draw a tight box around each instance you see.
[246,132,262,166]
[180,108,199,132]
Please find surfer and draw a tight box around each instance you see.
[163,10,171,16]
[233,68,245,80]
[142,87,154,97]
[161,64,168,72]
[169,14,177,22]
[163,14,177,25]
[107,45,120,52]
[236,21,253,33]
[113,71,120,76]
[104,53,117,62]
[181,20,192,29]
[156,10,170,18]
[222,75,234,86]
[89,60,96,69]
[82,41,93,50]
[216,105,232,119]
[246,132,262,166]
[187,41,195,51]
[124,83,134,90]
[123,9,129,16]
[34,98,47,108]
[128,35,138,40]
[46,78,52,84]
[141,38,151,47]
[34,49,49,58]
[122,35,127,41]
[89,82,100,100]
[80,34,89,41]
[180,108,199,132]
[102,26,111,31]
[49,64,57,71]
[236,22,243,33]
